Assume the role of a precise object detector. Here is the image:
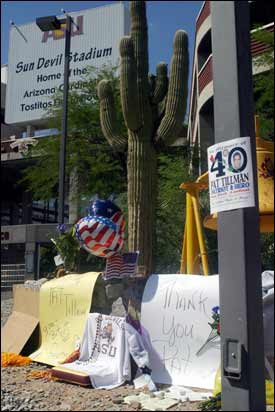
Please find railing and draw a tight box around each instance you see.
[251,23,274,57]
[196,1,210,33]
[190,92,198,142]
[1,140,19,154]
[198,55,213,95]
[1,264,26,291]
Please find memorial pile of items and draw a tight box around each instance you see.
[1,198,274,407]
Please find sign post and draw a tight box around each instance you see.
[210,1,266,411]
[58,15,71,224]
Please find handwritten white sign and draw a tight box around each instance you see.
[207,137,255,213]
[141,275,220,389]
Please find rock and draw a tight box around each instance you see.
[60,403,71,410]
[129,401,141,410]
[112,398,123,404]
[156,392,165,399]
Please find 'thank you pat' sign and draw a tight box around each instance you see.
[141,274,220,389]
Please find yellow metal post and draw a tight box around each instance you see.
[191,190,210,275]
[180,222,187,273]
[186,191,200,273]
[180,181,210,275]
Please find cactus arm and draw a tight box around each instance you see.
[148,74,156,97]
[119,37,141,131]
[130,1,149,119]
[97,80,127,152]
[152,62,168,104]
[158,95,167,121]
[155,30,189,146]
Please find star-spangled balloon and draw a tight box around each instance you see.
[75,198,125,258]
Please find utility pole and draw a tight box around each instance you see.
[210,1,266,411]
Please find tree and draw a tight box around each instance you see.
[252,27,274,140]
[20,65,127,205]
[97,1,189,276]
[252,27,274,270]
[155,147,192,273]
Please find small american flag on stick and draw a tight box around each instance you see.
[103,252,139,280]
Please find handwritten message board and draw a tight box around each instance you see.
[30,272,99,366]
[141,275,220,389]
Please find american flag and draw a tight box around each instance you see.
[76,211,125,258]
[103,252,139,280]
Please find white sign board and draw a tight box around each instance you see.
[141,275,220,389]
[5,3,130,125]
[207,137,255,213]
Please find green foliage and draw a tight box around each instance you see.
[252,27,274,268]
[261,233,274,271]
[199,394,221,411]
[39,236,107,276]
[39,244,56,276]
[51,226,81,272]
[19,65,127,201]
[155,147,193,273]
[252,28,274,139]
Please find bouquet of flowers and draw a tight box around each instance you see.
[196,306,220,356]
[208,306,221,335]
[51,224,81,273]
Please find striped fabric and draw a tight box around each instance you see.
[103,252,139,280]
[75,211,125,258]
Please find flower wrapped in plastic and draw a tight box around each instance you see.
[75,197,125,258]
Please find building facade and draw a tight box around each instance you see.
[188,1,274,174]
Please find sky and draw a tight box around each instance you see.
[1,1,202,70]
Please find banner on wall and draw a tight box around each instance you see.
[141,274,220,389]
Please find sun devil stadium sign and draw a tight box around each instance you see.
[5,3,130,125]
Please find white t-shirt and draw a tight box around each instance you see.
[62,313,149,389]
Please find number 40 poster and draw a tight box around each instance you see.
[207,137,256,213]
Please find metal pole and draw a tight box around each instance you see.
[211,2,266,411]
[58,15,71,224]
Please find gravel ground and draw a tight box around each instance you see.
[1,292,274,411]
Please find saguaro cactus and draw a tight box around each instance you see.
[98,1,189,275]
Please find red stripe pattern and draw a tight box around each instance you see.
[75,212,125,258]
[103,252,139,280]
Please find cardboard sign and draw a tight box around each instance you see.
[141,275,220,389]
[29,272,99,366]
[1,285,40,354]
[207,137,255,213]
